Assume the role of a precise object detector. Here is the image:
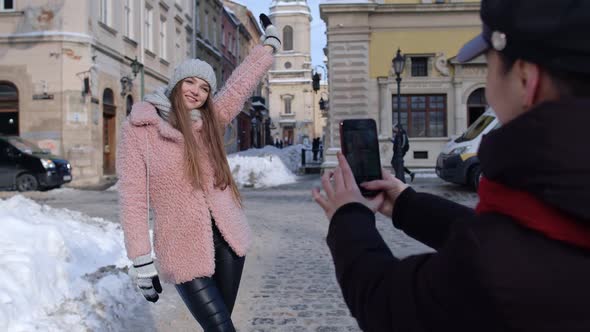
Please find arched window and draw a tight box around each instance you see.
[103,89,115,112]
[283,25,293,51]
[467,87,486,106]
[467,88,487,126]
[0,82,19,135]
[282,94,294,114]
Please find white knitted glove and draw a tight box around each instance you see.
[130,254,162,303]
[260,14,281,53]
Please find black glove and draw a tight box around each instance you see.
[131,255,162,303]
[260,13,272,29]
[260,14,281,53]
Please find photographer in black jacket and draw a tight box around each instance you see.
[312,0,590,331]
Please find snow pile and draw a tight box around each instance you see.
[230,144,306,173]
[106,182,118,191]
[227,145,306,188]
[0,196,144,331]
[107,145,307,190]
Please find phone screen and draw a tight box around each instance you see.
[340,119,382,196]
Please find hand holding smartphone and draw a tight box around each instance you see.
[339,119,382,197]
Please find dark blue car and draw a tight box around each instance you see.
[0,136,72,191]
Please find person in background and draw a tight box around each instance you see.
[312,137,320,161]
[312,0,590,330]
[391,125,415,182]
[117,14,280,332]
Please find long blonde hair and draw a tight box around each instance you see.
[168,83,242,206]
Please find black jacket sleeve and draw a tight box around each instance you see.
[392,188,476,250]
[326,203,490,332]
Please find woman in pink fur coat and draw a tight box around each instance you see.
[117,14,280,332]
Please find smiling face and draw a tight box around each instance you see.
[180,77,210,110]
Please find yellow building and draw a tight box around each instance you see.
[320,0,487,169]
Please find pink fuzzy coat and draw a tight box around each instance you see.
[117,45,273,284]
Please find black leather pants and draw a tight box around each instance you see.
[175,224,245,332]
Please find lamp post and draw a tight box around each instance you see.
[311,65,327,93]
[129,56,145,99]
[392,48,406,183]
[251,116,258,148]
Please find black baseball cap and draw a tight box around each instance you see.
[457,0,590,75]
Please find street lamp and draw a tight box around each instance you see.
[311,65,327,93]
[251,116,258,148]
[127,56,145,99]
[391,48,407,183]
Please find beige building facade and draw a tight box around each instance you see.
[320,0,487,169]
[268,0,323,146]
[0,0,194,185]
[196,0,223,85]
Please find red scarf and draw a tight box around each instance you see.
[476,177,590,250]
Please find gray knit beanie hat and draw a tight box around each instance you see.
[165,58,217,97]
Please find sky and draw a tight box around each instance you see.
[233,0,326,69]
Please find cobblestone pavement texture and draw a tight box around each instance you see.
[1,174,478,331]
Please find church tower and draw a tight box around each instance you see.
[268,0,316,146]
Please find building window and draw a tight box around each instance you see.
[284,97,293,114]
[212,17,218,47]
[99,0,112,26]
[222,27,226,46]
[175,28,182,63]
[467,88,487,126]
[284,62,292,69]
[283,26,293,51]
[145,7,154,52]
[411,57,428,77]
[124,0,134,39]
[1,0,15,11]
[203,12,209,41]
[0,82,19,136]
[160,17,167,60]
[186,33,191,58]
[393,94,446,137]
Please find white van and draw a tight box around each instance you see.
[436,108,500,190]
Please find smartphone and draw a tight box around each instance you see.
[339,119,382,197]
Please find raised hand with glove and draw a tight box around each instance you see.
[260,14,281,53]
[130,254,162,303]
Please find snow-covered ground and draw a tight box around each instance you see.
[0,196,146,332]
[0,146,308,330]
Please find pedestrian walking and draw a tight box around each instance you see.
[312,0,590,330]
[391,126,415,182]
[117,14,280,332]
[312,137,320,161]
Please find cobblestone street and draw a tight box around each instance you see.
[0,174,478,331]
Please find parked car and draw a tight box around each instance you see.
[0,136,72,191]
[436,108,500,191]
